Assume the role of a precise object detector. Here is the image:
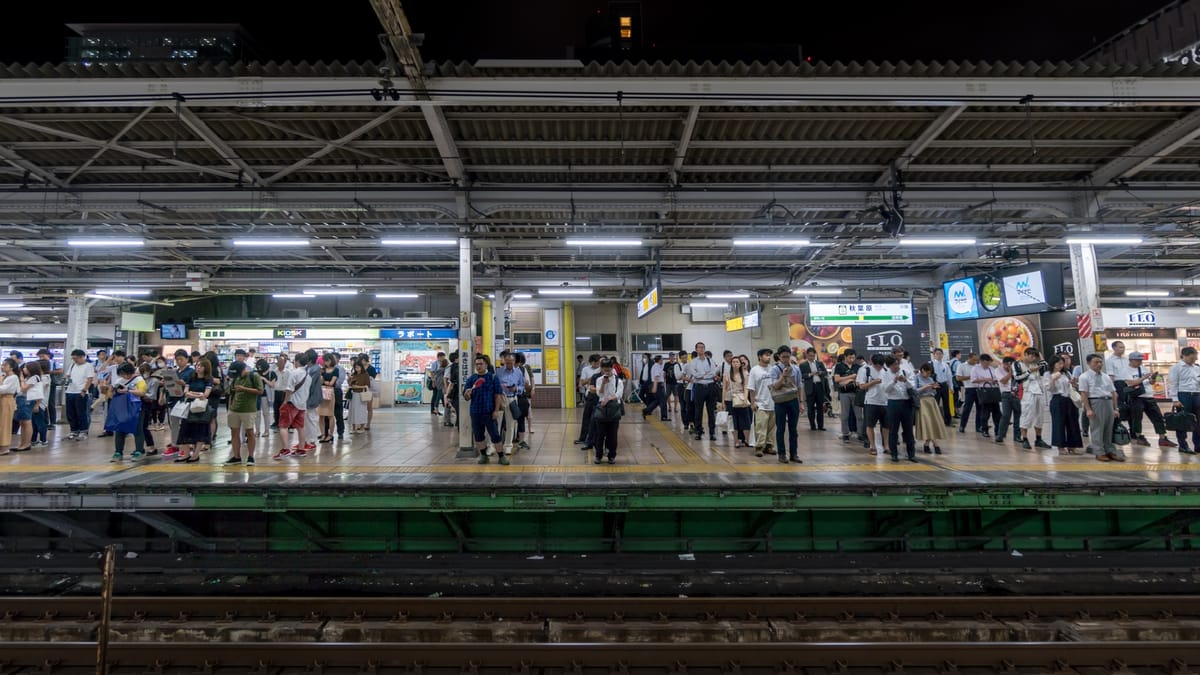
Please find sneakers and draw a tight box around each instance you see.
[478,454,490,465]
[1035,439,1052,449]
[272,449,292,461]
[110,452,122,463]
[130,450,144,460]
[66,432,78,441]
[292,448,308,458]
[225,456,242,465]
[163,446,179,457]
[1160,438,1179,448]
[498,455,510,466]
[302,443,316,451]
[1135,437,1152,447]
[1020,438,1032,450]
[517,441,530,451]
[245,456,255,465]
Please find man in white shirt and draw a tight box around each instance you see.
[882,355,918,462]
[575,354,601,447]
[857,353,889,454]
[64,349,96,440]
[268,353,289,430]
[275,352,311,459]
[1122,351,1174,449]
[956,353,981,434]
[1079,352,1124,462]
[716,350,736,433]
[683,342,720,441]
[931,348,953,426]
[1169,346,1200,453]
[1105,341,1129,381]
[1015,348,1051,450]
[747,348,777,458]
[640,355,669,421]
[675,351,691,429]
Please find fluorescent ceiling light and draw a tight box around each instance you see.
[1065,237,1144,245]
[0,306,56,312]
[93,288,151,296]
[231,238,310,247]
[272,293,315,299]
[690,302,731,308]
[380,238,457,246]
[732,239,810,247]
[898,237,977,246]
[375,293,420,299]
[303,289,359,296]
[1188,309,1200,315]
[538,288,594,296]
[512,293,533,299]
[564,238,643,247]
[792,288,842,295]
[66,238,144,247]
[0,303,23,309]
[1125,290,1170,297]
[706,292,750,299]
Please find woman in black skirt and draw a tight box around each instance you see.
[1047,355,1083,455]
[175,359,214,463]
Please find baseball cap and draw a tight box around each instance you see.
[1128,352,1146,360]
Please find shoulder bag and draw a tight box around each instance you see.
[770,365,799,404]
[976,369,1002,404]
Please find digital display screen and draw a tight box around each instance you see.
[944,278,980,320]
[944,263,1064,320]
[159,324,187,339]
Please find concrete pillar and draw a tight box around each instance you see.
[1069,242,1103,360]
[928,291,948,353]
[457,237,475,453]
[65,296,89,356]
[562,301,576,410]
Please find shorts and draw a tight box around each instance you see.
[14,396,31,421]
[226,411,258,430]
[1019,394,1047,429]
[279,402,305,429]
[864,404,888,429]
[471,411,502,443]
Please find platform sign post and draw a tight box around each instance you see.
[457,238,475,455]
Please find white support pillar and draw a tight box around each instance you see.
[457,237,476,453]
[1069,242,1104,360]
[65,296,90,356]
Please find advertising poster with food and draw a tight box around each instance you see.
[788,314,853,366]
[977,315,1041,360]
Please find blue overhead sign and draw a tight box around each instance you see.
[380,328,457,340]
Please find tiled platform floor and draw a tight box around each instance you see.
[3,404,1200,489]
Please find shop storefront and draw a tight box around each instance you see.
[1100,308,1199,401]
[195,319,457,408]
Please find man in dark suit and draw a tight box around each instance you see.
[798,347,831,431]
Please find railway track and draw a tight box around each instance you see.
[3,596,1199,673]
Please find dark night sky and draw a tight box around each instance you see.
[0,0,1176,65]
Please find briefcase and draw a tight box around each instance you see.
[1166,411,1197,433]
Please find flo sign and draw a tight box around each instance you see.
[1126,311,1157,328]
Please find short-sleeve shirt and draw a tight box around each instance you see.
[464,372,500,415]
[285,368,310,411]
[229,373,263,414]
[858,365,888,406]
[748,364,777,412]
[65,361,96,395]
[1079,369,1116,399]
[24,374,46,402]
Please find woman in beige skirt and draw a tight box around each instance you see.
[0,358,20,455]
[914,363,946,455]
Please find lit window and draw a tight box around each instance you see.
[620,28,632,38]
[619,16,632,27]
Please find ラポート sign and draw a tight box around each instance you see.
[808,301,913,326]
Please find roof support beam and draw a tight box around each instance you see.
[670,105,701,185]
[0,114,238,181]
[0,142,67,188]
[263,107,409,185]
[875,106,965,187]
[65,106,154,185]
[371,0,466,184]
[1089,108,1200,185]
[177,106,264,186]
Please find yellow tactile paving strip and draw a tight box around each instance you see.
[5,406,1200,476]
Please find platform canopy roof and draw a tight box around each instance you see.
[0,57,1199,304]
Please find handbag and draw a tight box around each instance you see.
[169,400,191,419]
[1068,388,1082,406]
[321,385,334,401]
[1166,411,1197,433]
[853,389,867,408]
[770,365,800,403]
[188,398,209,414]
[732,390,749,408]
[359,388,373,403]
[977,386,1001,405]
[103,392,142,434]
[508,398,523,420]
[1111,420,1132,446]
[595,399,625,421]
[715,410,730,426]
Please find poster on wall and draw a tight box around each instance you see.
[977,315,1041,360]
[515,348,544,385]
[1039,311,1077,360]
[851,321,931,363]
[788,314,853,366]
[945,330,979,356]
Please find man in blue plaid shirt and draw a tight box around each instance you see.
[464,355,506,465]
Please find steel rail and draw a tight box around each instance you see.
[1,641,1198,670]
[3,595,1197,622]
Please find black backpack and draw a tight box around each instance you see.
[664,362,677,386]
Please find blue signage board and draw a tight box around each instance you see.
[380,328,458,340]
